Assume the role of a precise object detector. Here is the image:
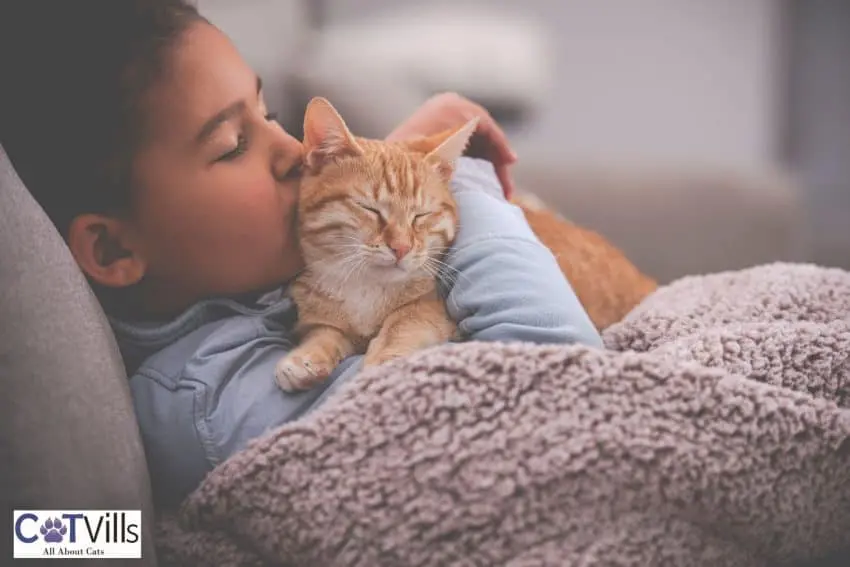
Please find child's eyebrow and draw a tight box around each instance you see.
[195,75,263,144]
[195,101,245,144]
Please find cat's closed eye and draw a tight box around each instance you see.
[356,202,384,221]
[357,203,380,216]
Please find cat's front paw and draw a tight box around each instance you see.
[362,348,402,368]
[275,351,334,392]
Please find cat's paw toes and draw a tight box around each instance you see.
[363,350,399,368]
[275,353,332,392]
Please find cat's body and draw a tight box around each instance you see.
[275,99,473,392]
[513,194,658,330]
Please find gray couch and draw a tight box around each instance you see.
[0,144,159,566]
[0,132,805,567]
[512,160,806,284]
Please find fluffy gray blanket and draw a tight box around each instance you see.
[156,263,850,566]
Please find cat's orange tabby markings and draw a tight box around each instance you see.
[275,97,475,392]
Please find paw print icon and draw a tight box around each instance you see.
[40,517,67,543]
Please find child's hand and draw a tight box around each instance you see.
[385,92,518,199]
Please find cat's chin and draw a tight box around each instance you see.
[369,262,422,282]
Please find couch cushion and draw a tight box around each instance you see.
[514,162,805,283]
[0,144,158,566]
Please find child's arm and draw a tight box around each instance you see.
[444,157,603,347]
[127,321,366,505]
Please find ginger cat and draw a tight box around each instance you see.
[275,98,473,392]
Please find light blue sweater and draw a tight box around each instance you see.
[111,158,602,504]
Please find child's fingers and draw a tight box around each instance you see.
[475,114,518,164]
[495,164,516,200]
[465,131,517,199]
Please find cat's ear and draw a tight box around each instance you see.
[425,117,479,165]
[302,97,363,172]
[412,117,479,180]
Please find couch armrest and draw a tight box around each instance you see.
[0,144,158,566]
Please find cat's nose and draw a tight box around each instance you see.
[389,242,411,261]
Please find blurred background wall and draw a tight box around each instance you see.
[323,0,784,170]
[200,0,850,282]
[783,0,850,270]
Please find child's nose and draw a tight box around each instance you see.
[270,127,303,182]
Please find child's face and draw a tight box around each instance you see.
[121,22,304,311]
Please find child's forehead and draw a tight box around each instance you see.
[139,22,257,145]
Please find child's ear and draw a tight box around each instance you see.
[302,97,363,172]
[68,214,147,289]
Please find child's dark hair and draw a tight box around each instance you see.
[0,0,205,237]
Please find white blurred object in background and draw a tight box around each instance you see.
[292,4,553,137]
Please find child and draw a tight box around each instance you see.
[0,0,601,504]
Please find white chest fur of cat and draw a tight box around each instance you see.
[334,275,394,338]
[274,96,477,393]
[303,262,437,340]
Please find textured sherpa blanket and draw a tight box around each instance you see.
[156,263,850,567]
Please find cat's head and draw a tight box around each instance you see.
[297,97,476,281]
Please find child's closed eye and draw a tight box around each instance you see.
[216,134,248,162]
[215,113,281,162]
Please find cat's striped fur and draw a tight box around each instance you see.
[275,98,474,392]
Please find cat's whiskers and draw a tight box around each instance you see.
[289,251,352,282]
[300,232,376,301]
[322,234,363,246]
[307,252,364,301]
[306,249,360,272]
[424,256,469,288]
[423,262,455,288]
[334,251,369,297]
[420,261,442,282]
